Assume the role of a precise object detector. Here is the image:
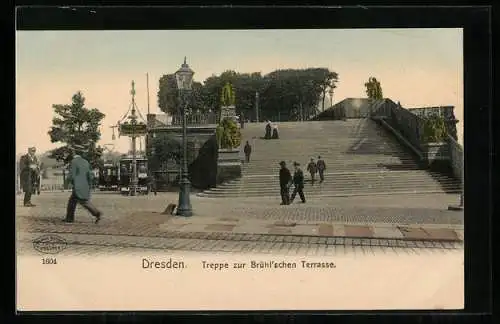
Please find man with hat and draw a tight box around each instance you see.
[64,143,102,223]
[19,146,39,207]
[278,161,292,205]
[290,161,306,204]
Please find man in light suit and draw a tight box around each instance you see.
[63,144,102,224]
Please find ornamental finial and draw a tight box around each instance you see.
[130,80,136,96]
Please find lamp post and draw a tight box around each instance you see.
[129,81,139,196]
[175,57,194,217]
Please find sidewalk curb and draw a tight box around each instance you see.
[159,219,464,243]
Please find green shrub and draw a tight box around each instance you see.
[216,118,241,149]
[421,114,447,143]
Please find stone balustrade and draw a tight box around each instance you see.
[371,100,463,186]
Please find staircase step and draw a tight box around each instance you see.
[197,188,461,198]
[216,118,458,199]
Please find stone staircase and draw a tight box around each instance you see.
[198,119,461,199]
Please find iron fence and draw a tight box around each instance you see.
[170,111,219,126]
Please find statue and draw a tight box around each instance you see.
[221,82,236,107]
[219,82,237,122]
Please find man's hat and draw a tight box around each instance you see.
[293,161,300,166]
[28,146,36,151]
[279,161,286,166]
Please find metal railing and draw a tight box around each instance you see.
[372,100,424,151]
[170,111,219,126]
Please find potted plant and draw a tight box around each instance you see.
[216,117,242,161]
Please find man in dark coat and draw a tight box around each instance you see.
[19,147,39,206]
[279,161,292,205]
[290,161,306,203]
[243,141,252,163]
[240,114,245,129]
[306,158,318,184]
[63,144,102,223]
[316,156,326,183]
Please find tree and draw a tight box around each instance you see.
[47,91,106,168]
[158,73,204,114]
[319,71,339,111]
[148,133,181,171]
[158,74,180,114]
[364,77,383,100]
[157,67,339,122]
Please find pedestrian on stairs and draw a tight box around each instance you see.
[307,158,318,185]
[316,156,326,183]
[272,123,279,139]
[279,161,292,205]
[264,121,272,139]
[244,141,252,163]
[290,162,306,204]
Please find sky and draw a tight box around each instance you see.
[16,28,463,155]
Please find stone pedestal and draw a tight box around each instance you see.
[216,148,242,184]
[421,142,450,162]
[220,105,236,122]
[421,142,453,174]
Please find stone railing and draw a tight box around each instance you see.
[171,111,219,126]
[371,101,463,183]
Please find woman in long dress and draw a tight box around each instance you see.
[272,123,279,139]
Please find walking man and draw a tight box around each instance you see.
[244,141,252,163]
[307,158,318,184]
[290,162,306,204]
[19,146,39,207]
[317,156,326,183]
[279,161,292,205]
[63,144,102,224]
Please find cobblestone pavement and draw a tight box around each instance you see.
[17,192,463,256]
[17,191,464,225]
[18,231,462,257]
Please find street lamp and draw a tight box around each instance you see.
[175,57,194,217]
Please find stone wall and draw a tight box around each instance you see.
[313,98,392,120]
[447,135,464,187]
[147,125,218,190]
[216,148,242,184]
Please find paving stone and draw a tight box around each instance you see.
[318,224,334,236]
[205,224,236,232]
[344,225,373,238]
[372,226,404,239]
[399,227,430,240]
[423,228,460,241]
[292,225,317,236]
[268,226,293,235]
